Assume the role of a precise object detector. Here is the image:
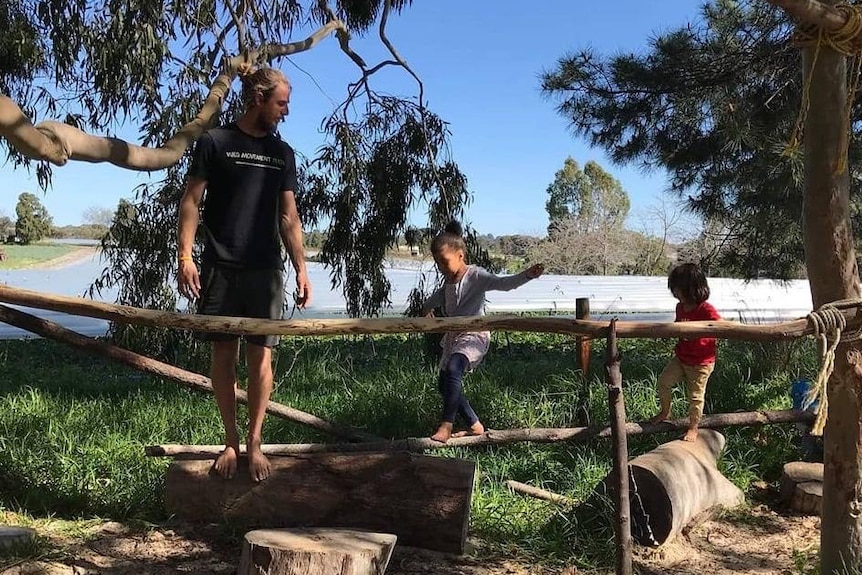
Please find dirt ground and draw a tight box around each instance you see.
[0,503,819,575]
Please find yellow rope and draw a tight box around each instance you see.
[805,304,848,436]
[786,4,862,172]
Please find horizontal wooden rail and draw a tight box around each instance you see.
[145,409,814,457]
[0,284,840,340]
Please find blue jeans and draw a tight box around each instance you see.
[437,353,479,425]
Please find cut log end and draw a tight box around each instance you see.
[238,528,397,575]
[780,462,823,515]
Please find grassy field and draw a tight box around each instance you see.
[0,244,76,269]
[0,333,819,570]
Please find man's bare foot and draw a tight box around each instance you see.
[431,422,453,443]
[247,442,271,483]
[452,421,485,438]
[683,428,699,442]
[212,445,238,479]
[648,412,670,425]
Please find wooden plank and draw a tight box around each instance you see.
[165,452,475,554]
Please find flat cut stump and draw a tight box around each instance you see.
[780,461,823,515]
[238,528,396,575]
[0,526,35,548]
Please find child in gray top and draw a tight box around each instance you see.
[422,221,544,443]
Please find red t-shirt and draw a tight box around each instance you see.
[675,301,721,365]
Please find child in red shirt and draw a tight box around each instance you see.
[649,263,721,441]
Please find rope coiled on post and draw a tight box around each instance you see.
[785,3,862,173]
[803,297,862,436]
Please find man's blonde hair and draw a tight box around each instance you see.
[237,64,290,109]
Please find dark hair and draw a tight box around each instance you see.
[668,262,710,304]
[430,220,466,255]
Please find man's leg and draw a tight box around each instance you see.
[239,267,283,482]
[245,343,274,482]
[211,339,241,478]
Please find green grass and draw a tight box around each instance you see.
[0,333,818,569]
[0,244,75,269]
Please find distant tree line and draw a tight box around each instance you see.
[0,194,118,244]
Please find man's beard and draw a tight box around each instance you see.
[255,115,277,133]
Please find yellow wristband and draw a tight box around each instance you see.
[178,255,193,262]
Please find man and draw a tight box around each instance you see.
[177,66,311,482]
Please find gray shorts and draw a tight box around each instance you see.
[196,263,284,347]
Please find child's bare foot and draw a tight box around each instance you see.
[212,445,238,479]
[247,441,271,483]
[431,422,453,443]
[683,427,699,442]
[648,412,670,425]
[452,421,485,438]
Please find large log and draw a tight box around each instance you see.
[0,304,377,442]
[164,452,474,554]
[626,430,744,545]
[590,430,743,546]
[237,528,396,575]
[146,409,815,457]
[0,284,845,341]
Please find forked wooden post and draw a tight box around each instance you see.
[576,297,591,375]
[605,318,632,575]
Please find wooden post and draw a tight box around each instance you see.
[576,297,591,375]
[605,319,631,575]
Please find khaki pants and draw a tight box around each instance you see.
[657,357,715,426]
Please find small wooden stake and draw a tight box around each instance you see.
[576,297,591,374]
[605,319,632,575]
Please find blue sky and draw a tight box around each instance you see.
[0,0,700,235]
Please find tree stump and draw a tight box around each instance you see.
[0,526,35,549]
[237,528,396,575]
[780,461,823,515]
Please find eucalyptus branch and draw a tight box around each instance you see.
[378,0,450,216]
[224,1,248,53]
[0,18,350,170]
[379,0,423,104]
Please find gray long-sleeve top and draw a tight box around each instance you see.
[422,265,533,369]
[422,265,533,317]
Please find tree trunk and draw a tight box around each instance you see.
[237,528,396,575]
[164,452,474,554]
[801,10,862,571]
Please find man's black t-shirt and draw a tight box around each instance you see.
[188,123,298,269]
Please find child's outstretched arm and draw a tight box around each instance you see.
[477,263,545,292]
